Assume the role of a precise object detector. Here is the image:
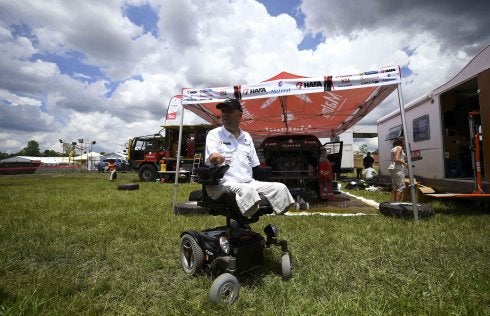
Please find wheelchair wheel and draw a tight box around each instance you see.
[180,234,204,276]
[281,252,292,281]
[209,273,240,305]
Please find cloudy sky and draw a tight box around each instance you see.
[0,0,489,154]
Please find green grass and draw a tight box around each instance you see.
[0,172,489,315]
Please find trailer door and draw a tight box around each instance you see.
[322,141,343,176]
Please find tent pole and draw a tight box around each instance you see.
[280,96,289,132]
[172,98,184,214]
[397,83,419,222]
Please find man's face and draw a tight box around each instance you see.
[220,107,242,128]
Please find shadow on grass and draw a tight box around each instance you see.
[431,198,490,215]
[232,252,286,289]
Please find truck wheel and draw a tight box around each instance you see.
[174,202,208,215]
[379,202,435,219]
[138,164,157,182]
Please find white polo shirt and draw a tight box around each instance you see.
[205,126,260,183]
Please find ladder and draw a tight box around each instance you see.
[190,153,202,183]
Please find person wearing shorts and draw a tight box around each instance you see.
[388,138,407,201]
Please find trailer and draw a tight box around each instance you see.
[377,45,489,194]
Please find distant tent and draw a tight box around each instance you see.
[0,156,41,175]
[73,152,102,161]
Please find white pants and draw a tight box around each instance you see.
[206,180,295,217]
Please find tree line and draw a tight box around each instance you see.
[0,140,62,160]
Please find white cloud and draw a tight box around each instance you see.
[0,35,37,59]
[0,89,41,107]
[0,0,488,154]
[20,59,60,78]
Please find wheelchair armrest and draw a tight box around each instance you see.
[197,165,230,185]
[252,166,272,181]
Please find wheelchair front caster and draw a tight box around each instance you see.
[209,273,240,304]
[281,252,292,281]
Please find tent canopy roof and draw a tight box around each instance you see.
[181,67,399,139]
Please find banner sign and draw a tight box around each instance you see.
[182,66,400,104]
[165,95,182,121]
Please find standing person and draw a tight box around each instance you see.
[388,138,407,201]
[107,159,117,181]
[354,153,363,180]
[363,152,375,169]
[356,166,363,180]
[205,98,295,217]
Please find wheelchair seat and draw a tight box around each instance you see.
[196,165,274,226]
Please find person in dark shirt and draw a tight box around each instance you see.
[363,152,374,169]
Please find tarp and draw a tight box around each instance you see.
[181,66,400,138]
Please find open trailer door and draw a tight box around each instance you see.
[323,141,343,178]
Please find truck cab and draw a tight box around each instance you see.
[127,125,214,182]
[127,134,166,181]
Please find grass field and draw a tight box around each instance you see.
[0,172,489,315]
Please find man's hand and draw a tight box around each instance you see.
[209,152,225,166]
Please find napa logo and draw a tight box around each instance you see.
[242,87,266,95]
[296,81,322,89]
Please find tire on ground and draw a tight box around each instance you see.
[379,202,434,219]
[174,202,208,215]
[117,183,140,191]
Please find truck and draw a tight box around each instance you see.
[377,44,489,194]
[127,124,214,182]
[257,134,342,205]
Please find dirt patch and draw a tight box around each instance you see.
[288,192,379,215]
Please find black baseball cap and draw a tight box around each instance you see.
[216,99,243,112]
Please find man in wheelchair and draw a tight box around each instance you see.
[205,98,295,217]
[179,98,294,304]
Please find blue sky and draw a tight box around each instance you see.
[0,0,489,154]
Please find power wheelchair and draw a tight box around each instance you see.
[179,165,292,304]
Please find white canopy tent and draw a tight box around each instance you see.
[72,152,102,161]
